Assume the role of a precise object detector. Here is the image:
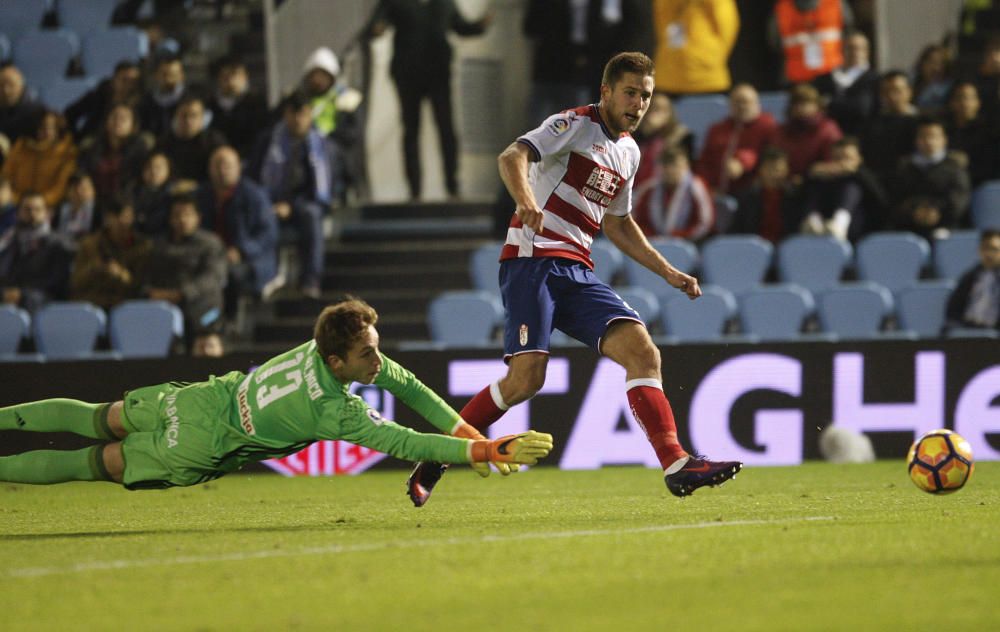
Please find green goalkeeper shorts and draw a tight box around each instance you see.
[120,380,232,490]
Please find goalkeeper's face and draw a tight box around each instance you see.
[328,325,383,385]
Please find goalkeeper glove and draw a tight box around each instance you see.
[469,431,554,466]
[452,421,520,477]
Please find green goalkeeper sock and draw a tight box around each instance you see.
[0,446,114,484]
[0,399,115,440]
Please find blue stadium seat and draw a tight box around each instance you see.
[700,234,773,294]
[0,1,50,40]
[818,282,893,339]
[896,280,955,338]
[13,30,79,85]
[971,180,1000,230]
[427,290,504,346]
[660,285,736,342]
[589,238,624,285]
[0,305,31,355]
[673,95,729,154]
[614,286,660,325]
[855,232,931,294]
[33,302,107,360]
[58,0,121,38]
[777,234,852,293]
[623,237,698,295]
[109,300,184,358]
[738,284,814,341]
[946,327,1000,339]
[469,240,503,294]
[758,91,789,124]
[41,76,98,112]
[933,230,980,281]
[0,34,10,63]
[81,27,148,79]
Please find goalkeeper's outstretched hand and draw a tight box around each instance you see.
[470,431,554,466]
[453,421,521,477]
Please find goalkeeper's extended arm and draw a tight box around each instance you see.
[466,431,554,466]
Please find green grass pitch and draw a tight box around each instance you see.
[2,462,999,631]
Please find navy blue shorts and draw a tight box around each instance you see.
[499,257,644,359]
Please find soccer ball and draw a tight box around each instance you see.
[907,429,974,494]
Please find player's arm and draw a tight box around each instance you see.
[373,354,517,476]
[602,213,702,300]
[498,141,544,233]
[333,399,552,467]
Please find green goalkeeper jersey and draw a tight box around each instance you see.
[208,340,469,473]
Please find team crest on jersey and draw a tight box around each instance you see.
[366,408,384,425]
[519,323,529,347]
[548,117,571,136]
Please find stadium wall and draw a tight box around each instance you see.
[1,339,997,475]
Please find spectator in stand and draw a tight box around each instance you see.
[197,145,279,316]
[146,193,227,356]
[207,55,268,160]
[633,146,714,241]
[653,0,739,95]
[298,47,360,202]
[732,146,798,243]
[1,110,79,209]
[912,44,954,115]
[78,104,153,202]
[0,64,44,152]
[771,83,842,181]
[946,229,1000,333]
[131,151,176,238]
[0,193,72,313]
[861,70,918,186]
[138,54,188,139]
[0,177,16,236]
[974,37,1000,127]
[944,80,999,186]
[891,118,971,240]
[157,96,226,182]
[696,83,779,195]
[53,172,98,245]
[249,91,333,299]
[70,196,151,311]
[634,93,693,191]
[812,29,878,136]
[367,0,492,200]
[523,1,653,123]
[798,136,885,241]
[65,61,143,140]
[769,0,853,85]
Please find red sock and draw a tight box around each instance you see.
[459,381,509,432]
[626,379,688,469]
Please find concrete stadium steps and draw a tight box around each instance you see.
[249,200,500,350]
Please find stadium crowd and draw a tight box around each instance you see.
[2,0,999,357]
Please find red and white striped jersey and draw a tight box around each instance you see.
[500,104,640,269]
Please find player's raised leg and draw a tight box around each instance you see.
[600,320,741,497]
[407,352,548,507]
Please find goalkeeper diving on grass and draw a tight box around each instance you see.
[0,298,553,489]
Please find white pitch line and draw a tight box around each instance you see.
[5,516,834,579]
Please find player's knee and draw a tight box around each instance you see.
[107,401,128,439]
[101,443,125,483]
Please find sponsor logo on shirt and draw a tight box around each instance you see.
[591,143,607,154]
[164,393,181,447]
[583,166,623,206]
[366,408,384,425]
[236,376,256,436]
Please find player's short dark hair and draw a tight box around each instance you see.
[601,52,654,88]
[314,297,379,360]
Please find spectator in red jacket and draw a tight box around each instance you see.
[633,146,715,241]
[695,83,778,195]
[771,83,843,181]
